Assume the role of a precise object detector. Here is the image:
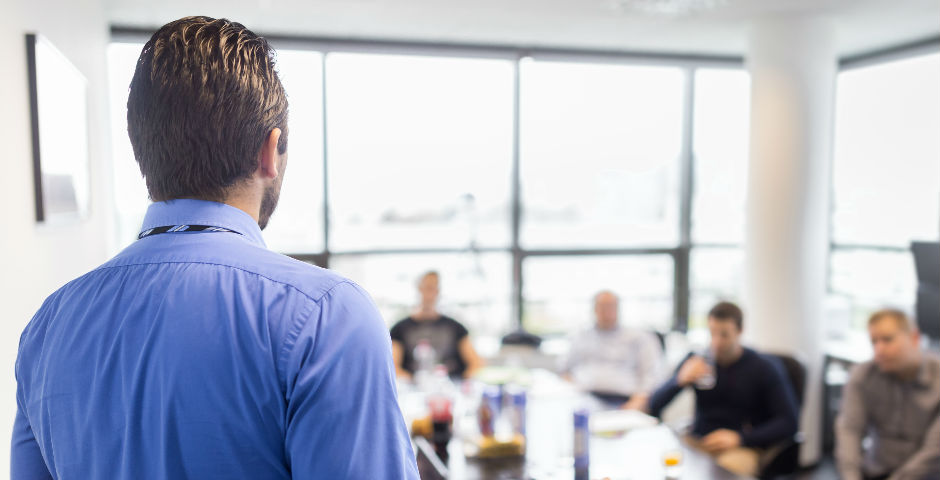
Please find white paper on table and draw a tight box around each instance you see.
[589,409,659,434]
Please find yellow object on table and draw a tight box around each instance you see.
[474,434,526,458]
[411,415,432,438]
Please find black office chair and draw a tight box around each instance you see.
[650,329,666,353]
[759,353,806,479]
[501,330,542,348]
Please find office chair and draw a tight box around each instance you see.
[500,330,542,348]
[759,353,806,479]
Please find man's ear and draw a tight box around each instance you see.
[257,128,282,180]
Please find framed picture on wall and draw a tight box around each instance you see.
[25,33,90,223]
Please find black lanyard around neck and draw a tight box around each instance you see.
[137,225,241,240]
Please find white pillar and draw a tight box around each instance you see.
[744,16,836,466]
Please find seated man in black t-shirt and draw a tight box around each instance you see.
[637,302,799,477]
[390,271,484,379]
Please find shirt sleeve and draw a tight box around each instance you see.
[281,282,419,479]
[562,332,586,374]
[890,412,940,480]
[452,318,469,341]
[835,365,868,480]
[739,356,799,448]
[636,332,665,394]
[12,337,53,480]
[389,319,406,343]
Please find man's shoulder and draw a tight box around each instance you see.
[924,352,940,369]
[234,247,349,301]
[745,348,791,375]
[102,238,352,303]
[622,327,660,346]
[846,360,879,385]
[569,327,597,345]
[920,353,940,385]
[391,316,416,331]
[438,315,467,330]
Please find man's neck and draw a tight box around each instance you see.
[413,307,439,321]
[717,345,744,366]
[223,194,261,224]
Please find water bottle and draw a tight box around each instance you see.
[413,339,437,389]
[427,366,453,460]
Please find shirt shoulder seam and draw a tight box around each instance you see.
[277,280,358,396]
[89,260,341,304]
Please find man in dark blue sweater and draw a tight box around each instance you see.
[644,302,799,476]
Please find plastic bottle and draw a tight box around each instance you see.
[413,339,437,389]
[427,366,453,460]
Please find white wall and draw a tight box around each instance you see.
[0,0,113,476]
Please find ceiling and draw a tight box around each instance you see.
[107,0,940,57]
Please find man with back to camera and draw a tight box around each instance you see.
[836,308,940,480]
[636,301,799,476]
[11,17,418,479]
[562,290,664,408]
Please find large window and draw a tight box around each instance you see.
[261,50,326,253]
[831,52,940,327]
[108,37,755,341]
[522,255,674,335]
[326,53,514,251]
[519,60,684,249]
[329,253,512,340]
[688,68,750,330]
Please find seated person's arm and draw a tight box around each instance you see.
[391,340,411,380]
[622,393,650,412]
[736,358,799,449]
[643,353,698,416]
[560,333,585,381]
[889,413,939,480]
[835,366,868,480]
[458,336,484,378]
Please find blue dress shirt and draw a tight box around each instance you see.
[13,199,419,479]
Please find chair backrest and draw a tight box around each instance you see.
[767,353,807,408]
[650,330,666,353]
[501,330,542,348]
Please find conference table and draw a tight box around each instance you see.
[401,369,753,480]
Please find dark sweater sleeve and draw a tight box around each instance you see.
[647,353,693,417]
[739,356,800,448]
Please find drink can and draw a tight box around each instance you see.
[573,409,590,473]
[478,387,500,437]
[510,390,526,436]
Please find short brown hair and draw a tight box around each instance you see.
[868,308,914,332]
[127,16,288,202]
[708,301,743,331]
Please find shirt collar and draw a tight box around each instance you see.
[140,199,267,248]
